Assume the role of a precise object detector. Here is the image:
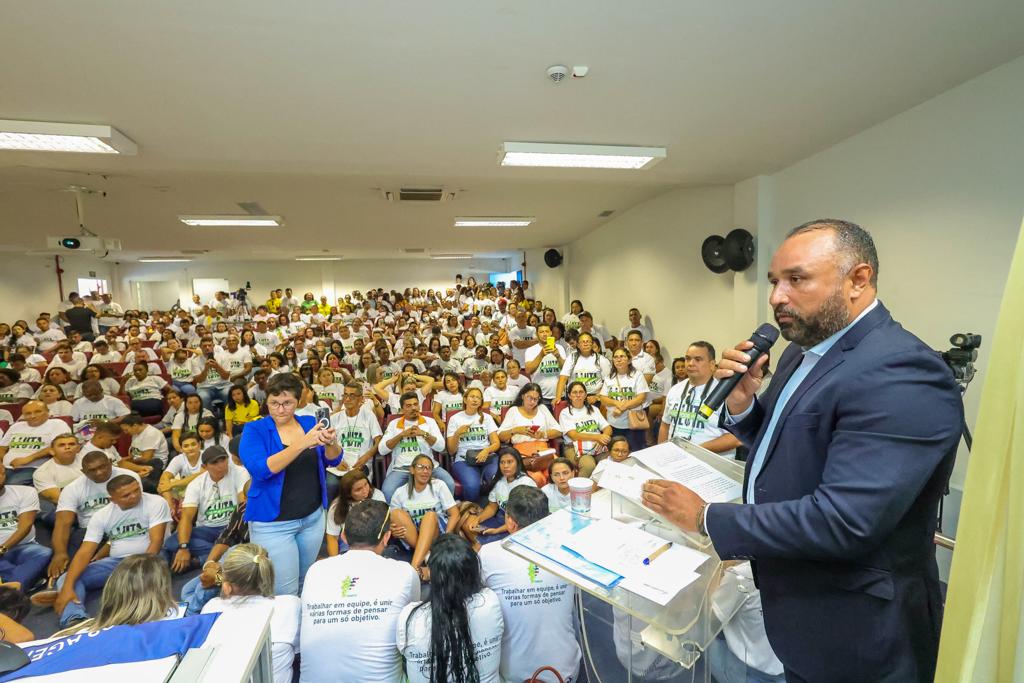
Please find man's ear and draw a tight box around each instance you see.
[506,516,519,534]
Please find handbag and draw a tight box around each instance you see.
[525,666,566,683]
[628,408,650,430]
[514,441,556,472]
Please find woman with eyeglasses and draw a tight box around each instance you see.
[388,454,459,581]
[239,373,342,595]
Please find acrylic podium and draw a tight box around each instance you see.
[503,439,750,682]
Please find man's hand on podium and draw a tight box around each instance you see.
[642,480,706,533]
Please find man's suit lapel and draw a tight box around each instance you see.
[750,301,892,483]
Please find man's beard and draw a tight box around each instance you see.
[774,288,850,347]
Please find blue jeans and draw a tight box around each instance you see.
[197,384,230,408]
[5,468,35,486]
[0,542,52,589]
[162,524,224,565]
[249,507,325,596]
[451,454,498,504]
[55,557,123,626]
[381,466,456,503]
[172,381,197,396]
[181,575,219,615]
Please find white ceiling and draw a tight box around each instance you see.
[1,1,1023,261]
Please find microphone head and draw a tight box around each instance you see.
[750,323,780,350]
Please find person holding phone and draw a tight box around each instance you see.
[239,373,342,596]
[523,323,564,409]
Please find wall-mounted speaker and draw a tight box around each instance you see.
[544,249,563,268]
[723,228,755,271]
[701,235,729,273]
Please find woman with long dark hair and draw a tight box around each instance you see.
[460,449,536,549]
[324,469,385,556]
[398,534,503,683]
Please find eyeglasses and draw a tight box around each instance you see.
[413,463,433,471]
[267,400,297,410]
[377,507,392,539]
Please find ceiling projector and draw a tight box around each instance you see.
[46,236,122,252]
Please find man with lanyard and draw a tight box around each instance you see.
[330,382,382,476]
[658,341,740,458]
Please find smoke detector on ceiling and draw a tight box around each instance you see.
[547,65,570,83]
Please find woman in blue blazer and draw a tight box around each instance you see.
[240,373,342,595]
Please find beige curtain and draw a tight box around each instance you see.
[935,218,1024,682]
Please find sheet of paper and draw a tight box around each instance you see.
[594,460,651,502]
[563,518,672,576]
[620,569,701,606]
[632,442,743,503]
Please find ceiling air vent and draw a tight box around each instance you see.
[381,188,457,202]
[402,248,426,254]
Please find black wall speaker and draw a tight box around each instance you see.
[701,235,729,273]
[543,249,563,268]
[723,228,755,271]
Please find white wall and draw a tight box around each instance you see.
[562,185,739,364]
[113,258,510,309]
[0,253,114,322]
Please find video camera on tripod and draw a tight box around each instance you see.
[941,332,981,392]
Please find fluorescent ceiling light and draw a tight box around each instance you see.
[295,256,342,261]
[454,217,534,228]
[139,257,193,263]
[0,119,137,154]
[431,253,473,260]
[179,215,283,227]
[500,142,665,169]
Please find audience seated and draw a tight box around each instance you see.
[35,474,170,629]
[0,280,767,674]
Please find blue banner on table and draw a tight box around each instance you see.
[0,613,219,681]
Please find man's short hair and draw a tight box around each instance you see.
[93,421,123,436]
[82,451,111,468]
[579,311,593,321]
[689,341,716,360]
[120,413,144,427]
[626,330,643,341]
[399,390,419,408]
[106,474,137,494]
[506,487,550,528]
[50,433,77,447]
[787,218,879,286]
[344,500,390,546]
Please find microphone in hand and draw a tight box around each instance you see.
[699,323,779,419]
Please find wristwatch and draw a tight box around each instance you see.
[697,503,709,537]
[178,543,190,550]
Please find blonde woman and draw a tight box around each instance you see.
[202,544,300,683]
[54,554,177,636]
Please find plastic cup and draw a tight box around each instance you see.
[569,477,594,514]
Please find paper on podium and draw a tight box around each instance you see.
[563,517,710,605]
[594,460,651,502]
[632,442,742,503]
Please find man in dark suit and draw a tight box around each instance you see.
[642,219,962,682]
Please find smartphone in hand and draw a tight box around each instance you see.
[315,406,331,430]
